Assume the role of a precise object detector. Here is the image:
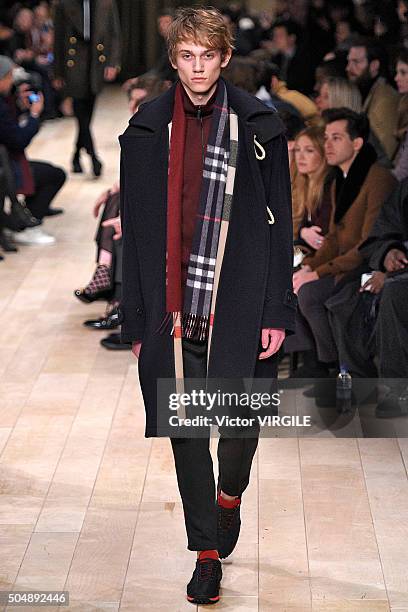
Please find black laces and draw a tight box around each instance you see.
[198,559,218,581]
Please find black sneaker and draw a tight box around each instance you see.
[217,498,241,560]
[186,557,222,605]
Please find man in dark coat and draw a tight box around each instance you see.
[53,0,121,175]
[120,7,296,605]
[359,179,408,417]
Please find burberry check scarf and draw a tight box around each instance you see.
[165,80,238,345]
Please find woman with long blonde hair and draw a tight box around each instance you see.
[292,125,333,251]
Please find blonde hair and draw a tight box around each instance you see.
[324,77,362,112]
[291,126,329,235]
[166,7,234,64]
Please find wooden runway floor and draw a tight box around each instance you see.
[1,87,408,611]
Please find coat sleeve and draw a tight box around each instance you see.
[119,146,146,343]
[107,0,122,70]
[261,134,297,333]
[0,101,39,151]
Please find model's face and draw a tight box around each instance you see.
[347,46,369,82]
[171,41,231,100]
[395,60,408,93]
[324,120,357,166]
[294,135,323,176]
[316,82,330,112]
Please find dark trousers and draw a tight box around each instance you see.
[26,161,66,220]
[377,276,408,378]
[285,276,337,363]
[73,95,97,156]
[170,338,259,551]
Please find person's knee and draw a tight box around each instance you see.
[380,281,407,313]
[54,166,67,187]
[297,281,318,312]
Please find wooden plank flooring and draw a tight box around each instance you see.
[1,87,408,611]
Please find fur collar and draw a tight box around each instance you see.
[334,143,377,224]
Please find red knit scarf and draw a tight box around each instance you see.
[166,83,187,314]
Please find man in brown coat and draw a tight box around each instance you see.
[288,108,396,375]
[347,37,399,161]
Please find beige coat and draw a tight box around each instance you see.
[274,80,319,123]
[363,77,399,161]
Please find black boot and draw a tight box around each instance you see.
[91,155,103,178]
[72,151,83,173]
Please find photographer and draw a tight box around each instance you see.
[0,55,65,245]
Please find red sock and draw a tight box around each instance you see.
[199,549,219,561]
[217,492,241,509]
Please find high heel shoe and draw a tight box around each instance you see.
[91,155,103,178]
[72,153,83,173]
[74,263,112,303]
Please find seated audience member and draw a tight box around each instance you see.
[286,108,396,377]
[222,57,258,94]
[255,60,303,117]
[255,61,318,123]
[291,126,333,247]
[279,110,305,165]
[314,55,348,96]
[75,75,170,349]
[316,75,390,165]
[9,7,57,119]
[327,179,408,417]
[316,76,362,113]
[270,18,314,95]
[393,49,408,181]
[346,37,399,160]
[359,179,408,417]
[0,55,65,245]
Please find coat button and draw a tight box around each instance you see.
[68,48,76,56]
[136,307,143,316]
[69,36,77,44]
[67,60,75,67]
[98,54,106,63]
[97,43,104,51]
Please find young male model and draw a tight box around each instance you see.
[119,8,296,605]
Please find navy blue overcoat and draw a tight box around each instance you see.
[119,79,297,436]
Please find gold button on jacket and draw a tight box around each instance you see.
[69,36,77,44]
[98,54,106,63]
[96,43,104,51]
[67,59,75,67]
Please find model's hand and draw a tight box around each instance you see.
[53,78,65,90]
[258,328,285,360]
[104,66,118,82]
[293,268,318,294]
[102,215,122,240]
[360,271,385,294]
[383,248,408,272]
[300,225,325,250]
[132,341,142,359]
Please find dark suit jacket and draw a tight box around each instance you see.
[54,0,121,97]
